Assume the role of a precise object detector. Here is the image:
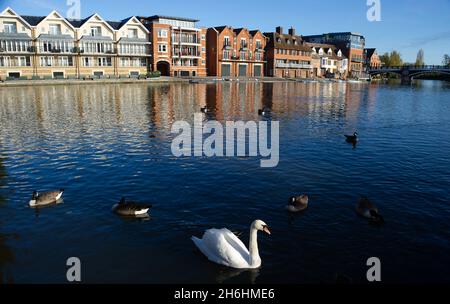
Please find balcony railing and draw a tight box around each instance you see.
[351,57,364,63]
[276,62,312,69]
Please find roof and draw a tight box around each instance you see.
[233,28,246,35]
[102,17,136,30]
[303,32,364,38]
[66,14,94,28]
[365,48,377,58]
[21,15,46,26]
[264,32,311,52]
[37,34,74,40]
[213,26,230,33]
[0,32,32,40]
[306,42,347,60]
[140,15,199,23]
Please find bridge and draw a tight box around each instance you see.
[367,65,450,84]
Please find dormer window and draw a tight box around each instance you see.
[91,26,102,37]
[3,22,17,34]
[277,38,281,43]
[287,40,291,45]
[49,24,62,36]
[328,49,332,55]
[337,50,342,57]
[128,28,138,38]
[318,48,324,55]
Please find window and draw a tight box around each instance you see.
[158,44,167,53]
[255,40,261,49]
[201,34,205,41]
[128,29,138,38]
[223,50,230,59]
[84,57,91,67]
[40,56,53,66]
[158,29,168,38]
[224,36,230,47]
[49,24,62,35]
[241,39,247,48]
[3,22,17,34]
[91,26,102,37]
[240,51,246,60]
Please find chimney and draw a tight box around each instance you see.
[289,27,296,36]
[276,26,283,35]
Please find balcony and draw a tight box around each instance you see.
[351,57,364,63]
[276,62,312,69]
[223,44,233,50]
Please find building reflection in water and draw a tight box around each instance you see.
[0,82,379,148]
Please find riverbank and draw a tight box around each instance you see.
[0,76,370,88]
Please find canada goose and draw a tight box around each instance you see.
[356,197,384,223]
[29,189,64,207]
[286,195,309,212]
[112,197,152,217]
[258,107,269,116]
[345,132,358,143]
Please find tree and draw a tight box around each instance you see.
[379,51,403,68]
[379,52,390,66]
[415,49,425,66]
[443,54,450,67]
[389,51,403,66]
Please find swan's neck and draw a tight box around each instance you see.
[248,227,261,267]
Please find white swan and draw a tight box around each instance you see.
[191,220,271,269]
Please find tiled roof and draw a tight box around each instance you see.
[21,15,46,26]
[264,32,311,52]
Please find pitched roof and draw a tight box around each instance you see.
[141,15,199,23]
[365,48,376,59]
[264,32,311,52]
[21,15,46,26]
[213,26,231,33]
[233,28,246,35]
[66,14,94,28]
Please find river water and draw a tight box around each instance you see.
[0,80,449,283]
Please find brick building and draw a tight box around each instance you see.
[264,27,313,78]
[206,26,266,77]
[139,15,207,77]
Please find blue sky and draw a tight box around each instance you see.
[2,0,450,64]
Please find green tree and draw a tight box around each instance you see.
[389,51,403,66]
[415,49,425,66]
[443,54,450,67]
[379,52,390,66]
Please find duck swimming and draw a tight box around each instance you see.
[112,197,152,217]
[286,195,309,212]
[356,197,384,223]
[29,189,64,207]
[258,107,269,116]
[345,132,358,144]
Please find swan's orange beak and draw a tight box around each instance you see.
[263,226,271,235]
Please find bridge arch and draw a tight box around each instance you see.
[409,70,450,79]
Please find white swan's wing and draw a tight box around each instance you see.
[192,228,250,269]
